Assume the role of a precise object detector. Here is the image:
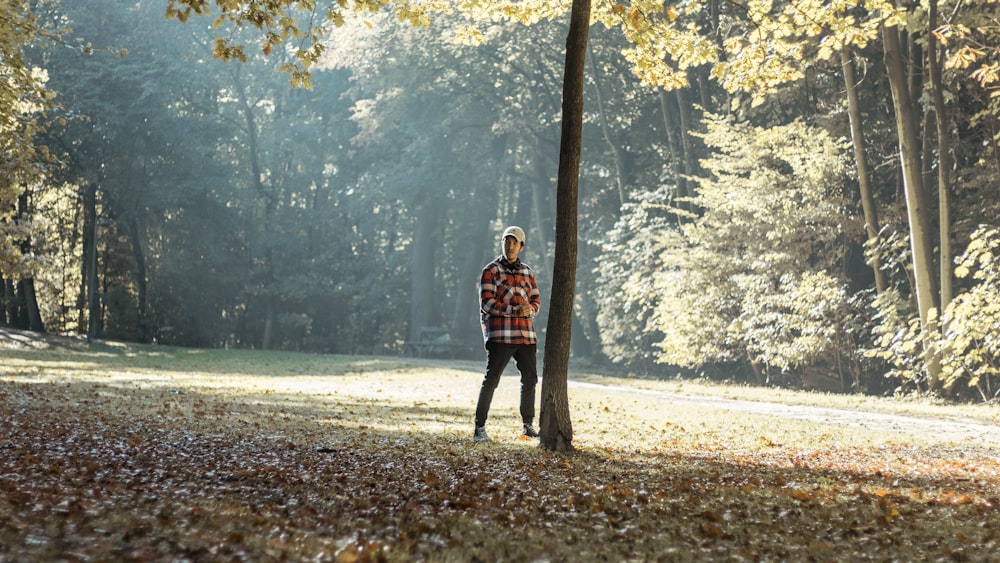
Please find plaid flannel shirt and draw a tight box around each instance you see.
[480,255,541,345]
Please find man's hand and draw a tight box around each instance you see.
[520,303,534,318]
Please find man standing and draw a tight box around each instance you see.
[474,225,541,443]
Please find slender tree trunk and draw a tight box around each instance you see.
[841,49,887,294]
[0,276,9,326]
[234,65,278,349]
[85,186,101,341]
[587,44,626,209]
[125,217,150,342]
[80,183,96,334]
[928,0,952,310]
[883,20,941,385]
[539,0,591,453]
[659,91,689,218]
[409,203,437,345]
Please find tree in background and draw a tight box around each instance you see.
[0,0,59,330]
[5,0,1000,404]
[643,118,864,386]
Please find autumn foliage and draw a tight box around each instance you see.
[2,331,999,560]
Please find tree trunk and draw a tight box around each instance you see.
[928,0,952,310]
[80,183,96,335]
[659,91,688,211]
[85,185,101,341]
[234,65,277,350]
[841,49,887,294]
[21,278,45,332]
[539,0,591,453]
[14,191,44,333]
[127,217,150,342]
[409,203,437,344]
[883,20,941,385]
[587,43,627,209]
[0,276,11,326]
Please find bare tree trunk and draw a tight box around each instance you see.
[659,91,689,218]
[234,65,277,349]
[540,0,592,453]
[80,183,96,334]
[14,191,44,333]
[883,20,941,386]
[841,49,887,294]
[409,203,437,344]
[126,217,150,342]
[587,44,626,209]
[928,0,952,309]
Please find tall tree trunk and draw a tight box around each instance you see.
[21,278,44,332]
[659,90,690,221]
[15,191,44,332]
[127,217,150,342]
[841,49,888,294]
[883,20,941,385]
[234,65,277,349]
[587,44,627,209]
[540,0,591,453]
[85,185,101,341]
[80,183,96,335]
[1,276,11,326]
[928,0,952,310]
[409,203,437,344]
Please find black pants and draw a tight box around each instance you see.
[474,341,538,428]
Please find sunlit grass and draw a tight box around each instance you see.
[3,339,996,455]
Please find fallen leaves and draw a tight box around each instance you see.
[2,344,1000,560]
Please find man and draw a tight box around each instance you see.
[474,225,541,443]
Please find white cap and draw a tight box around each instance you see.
[502,226,525,244]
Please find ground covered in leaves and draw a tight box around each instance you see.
[2,331,1000,561]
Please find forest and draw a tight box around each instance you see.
[3,0,1000,400]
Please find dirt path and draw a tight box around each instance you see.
[568,380,1000,448]
[432,354,1000,447]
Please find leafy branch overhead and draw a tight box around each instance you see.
[165,0,898,99]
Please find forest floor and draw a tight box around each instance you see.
[2,328,1000,561]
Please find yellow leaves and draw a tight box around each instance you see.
[970,64,1000,88]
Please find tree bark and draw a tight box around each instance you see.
[587,44,627,209]
[85,185,101,341]
[883,20,941,385]
[409,203,437,344]
[841,49,887,294]
[233,65,277,349]
[126,217,150,342]
[659,90,688,208]
[928,0,952,310]
[80,183,96,335]
[21,278,45,332]
[14,190,44,333]
[539,0,591,453]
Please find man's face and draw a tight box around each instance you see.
[503,235,522,262]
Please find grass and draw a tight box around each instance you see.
[2,334,1000,561]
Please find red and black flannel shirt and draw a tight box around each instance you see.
[479,255,541,345]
